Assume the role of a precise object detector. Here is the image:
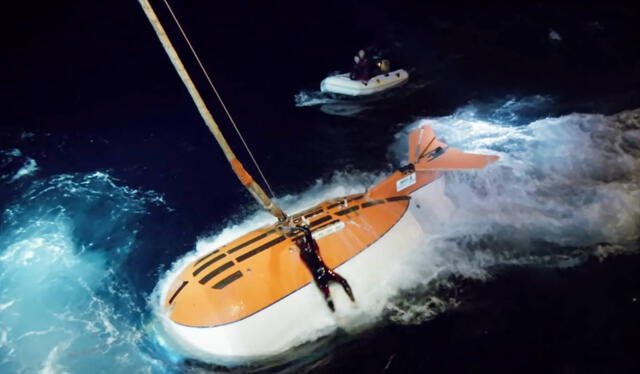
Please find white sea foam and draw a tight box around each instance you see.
[385,106,640,324]
[294,90,336,107]
[0,172,167,373]
[8,158,38,183]
[1,149,35,183]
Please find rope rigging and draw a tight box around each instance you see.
[161,0,278,199]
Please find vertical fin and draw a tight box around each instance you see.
[408,126,448,164]
[368,125,499,199]
[408,125,499,170]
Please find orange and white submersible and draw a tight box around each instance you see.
[138,0,498,363]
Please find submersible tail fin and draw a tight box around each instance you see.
[408,125,499,170]
[408,125,445,164]
[367,124,499,199]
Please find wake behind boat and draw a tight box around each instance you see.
[138,0,498,365]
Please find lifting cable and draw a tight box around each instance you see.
[161,0,278,198]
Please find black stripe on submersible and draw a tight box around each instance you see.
[236,236,287,262]
[327,195,363,210]
[304,209,323,218]
[199,261,234,285]
[195,249,219,266]
[313,219,340,231]
[212,271,243,289]
[192,253,226,277]
[362,199,386,208]
[169,281,188,304]
[386,195,411,202]
[335,206,360,216]
[227,229,276,254]
[309,215,332,227]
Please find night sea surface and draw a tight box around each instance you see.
[1,1,640,373]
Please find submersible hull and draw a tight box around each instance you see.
[159,177,450,362]
[156,125,497,362]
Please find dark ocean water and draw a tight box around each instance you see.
[1,1,639,373]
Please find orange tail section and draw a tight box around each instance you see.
[409,125,499,170]
[368,125,499,199]
[408,125,447,164]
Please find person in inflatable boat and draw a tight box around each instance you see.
[350,49,371,81]
[293,225,355,311]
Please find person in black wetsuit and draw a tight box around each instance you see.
[293,225,355,311]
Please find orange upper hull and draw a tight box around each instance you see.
[165,190,418,327]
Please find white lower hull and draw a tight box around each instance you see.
[156,176,451,364]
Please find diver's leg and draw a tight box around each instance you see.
[317,281,334,311]
[329,271,355,302]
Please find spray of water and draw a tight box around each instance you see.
[152,99,640,364]
[4,97,637,372]
[385,103,640,324]
[1,149,39,184]
[0,172,169,373]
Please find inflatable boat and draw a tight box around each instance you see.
[320,69,409,96]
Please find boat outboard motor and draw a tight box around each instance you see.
[378,59,390,73]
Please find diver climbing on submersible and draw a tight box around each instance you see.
[290,224,355,311]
